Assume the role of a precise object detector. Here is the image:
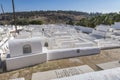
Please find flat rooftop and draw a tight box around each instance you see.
[0,48,120,80]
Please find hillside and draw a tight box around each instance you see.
[0,10,101,25]
[76,12,120,28]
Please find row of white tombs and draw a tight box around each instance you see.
[0,38,100,72]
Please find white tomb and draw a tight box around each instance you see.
[6,38,47,71]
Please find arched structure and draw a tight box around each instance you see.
[23,44,32,54]
[9,38,42,57]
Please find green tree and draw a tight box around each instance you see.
[29,20,43,25]
[66,20,74,25]
[16,19,29,25]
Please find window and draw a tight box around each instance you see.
[76,49,80,53]
[42,28,44,31]
[23,44,32,54]
[44,42,48,47]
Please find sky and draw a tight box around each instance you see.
[0,0,120,13]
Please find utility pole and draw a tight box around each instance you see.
[12,0,18,33]
[1,4,5,21]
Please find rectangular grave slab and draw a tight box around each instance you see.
[32,65,94,80]
[9,78,25,80]
[97,61,120,70]
[52,67,120,80]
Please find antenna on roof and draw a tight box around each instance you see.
[12,0,18,34]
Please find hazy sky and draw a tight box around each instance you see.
[0,0,120,13]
